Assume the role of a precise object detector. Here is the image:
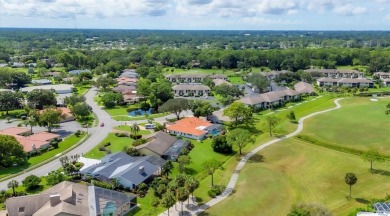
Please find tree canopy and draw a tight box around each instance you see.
[223,102,252,126]
[159,98,190,120]
[0,135,27,168]
[0,91,23,115]
[26,89,57,109]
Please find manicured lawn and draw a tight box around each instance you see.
[112,112,170,121]
[83,133,134,159]
[207,138,390,216]
[104,106,129,116]
[227,76,244,84]
[74,84,91,95]
[113,126,152,135]
[0,133,86,180]
[301,97,390,154]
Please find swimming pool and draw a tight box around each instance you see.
[128,108,152,116]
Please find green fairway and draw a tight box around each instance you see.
[301,97,390,154]
[84,133,134,159]
[207,139,390,216]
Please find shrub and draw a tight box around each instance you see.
[133,138,147,147]
[22,175,41,190]
[154,123,166,132]
[208,190,216,198]
[17,123,23,127]
[98,145,106,151]
[211,185,226,196]
[130,134,142,140]
[140,102,151,111]
[115,133,127,137]
[75,130,82,137]
[103,142,111,147]
[126,107,140,112]
[211,135,232,154]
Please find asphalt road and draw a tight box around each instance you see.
[0,87,118,190]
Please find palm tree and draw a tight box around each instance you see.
[7,180,19,196]
[185,176,199,204]
[24,116,38,134]
[345,172,357,198]
[161,191,175,216]
[130,122,140,140]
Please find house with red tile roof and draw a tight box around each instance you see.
[0,127,60,153]
[166,117,221,140]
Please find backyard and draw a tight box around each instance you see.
[207,139,390,216]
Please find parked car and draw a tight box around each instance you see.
[145,123,155,129]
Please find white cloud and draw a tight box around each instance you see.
[333,4,367,16]
[1,0,172,18]
[241,17,301,25]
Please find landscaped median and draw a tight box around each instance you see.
[0,132,89,181]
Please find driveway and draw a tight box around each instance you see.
[0,87,118,190]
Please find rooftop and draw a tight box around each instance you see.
[20,84,74,93]
[166,117,213,136]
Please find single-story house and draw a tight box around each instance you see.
[122,90,140,104]
[20,84,74,94]
[31,79,52,85]
[237,89,301,109]
[12,62,25,68]
[46,72,62,77]
[135,131,191,161]
[172,84,210,97]
[113,85,137,93]
[117,77,138,86]
[81,152,166,189]
[166,73,228,83]
[317,78,374,88]
[5,181,137,216]
[166,117,221,140]
[0,127,60,153]
[260,70,289,80]
[213,79,232,86]
[294,81,316,95]
[120,69,138,78]
[305,69,364,78]
[68,69,91,76]
[58,107,75,122]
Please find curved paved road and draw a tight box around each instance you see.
[0,87,118,190]
[160,98,344,216]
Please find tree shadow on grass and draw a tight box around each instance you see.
[371,169,390,176]
[248,154,265,163]
[185,168,198,176]
[355,198,370,204]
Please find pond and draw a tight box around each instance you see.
[128,108,152,116]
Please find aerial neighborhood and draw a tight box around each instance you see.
[0,29,390,216]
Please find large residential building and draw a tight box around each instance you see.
[317,78,374,88]
[5,181,137,216]
[305,69,364,78]
[31,79,52,85]
[0,127,60,153]
[172,84,210,97]
[294,81,316,94]
[213,78,232,86]
[117,77,138,86]
[166,73,227,83]
[135,131,191,161]
[20,84,74,94]
[238,89,301,109]
[81,152,166,189]
[373,72,390,86]
[166,117,221,140]
[260,70,289,80]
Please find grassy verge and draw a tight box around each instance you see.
[0,133,87,180]
[113,126,152,135]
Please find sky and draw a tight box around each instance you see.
[0,0,389,30]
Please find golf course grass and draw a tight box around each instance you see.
[301,97,390,154]
[207,139,390,216]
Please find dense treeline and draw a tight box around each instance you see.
[0,29,390,74]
